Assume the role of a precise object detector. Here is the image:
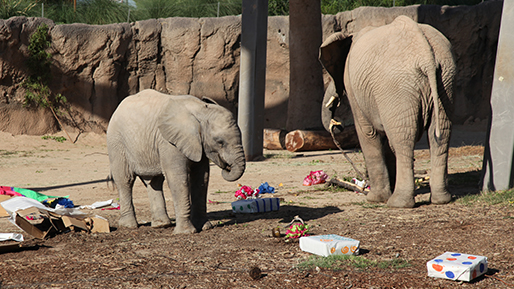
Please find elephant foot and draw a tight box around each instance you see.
[366,189,391,203]
[387,191,415,208]
[173,219,198,234]
[430,189,452,204]
[201,220,213,231]
[119,215,139,228]
[151,218,172,228]
[192,217,213,232]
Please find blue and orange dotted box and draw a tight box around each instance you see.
[427,252,488,282]
[231,198,280,213]
[299,234,360,257]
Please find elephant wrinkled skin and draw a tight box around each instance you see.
[320,16,456,208]
[106,89,245,233]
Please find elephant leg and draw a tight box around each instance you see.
[190,156,212,232]
[385,124,417,209]
[167,173,197,234]
[384,139,397,192]
[141,175,172,228]
[110,157,139,228]
[355,118,392,203]
[428,118,452,204]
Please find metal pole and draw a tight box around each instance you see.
[481,0,514,191]
[217,2,220,17]
[238,0,268,161]
[42,3,44,18]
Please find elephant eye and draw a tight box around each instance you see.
[214,138,225,148]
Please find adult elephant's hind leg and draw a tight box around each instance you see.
[355,119,393,203]
[385,124,418,208]
[428,120,452,204]
[142,175,172,228]
[190,156,212,232]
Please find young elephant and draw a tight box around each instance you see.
[320,16,456,208]
[107,89,245,234]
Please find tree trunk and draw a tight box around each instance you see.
[286,0,324,131]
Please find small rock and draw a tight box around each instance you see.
[249,266,261,280]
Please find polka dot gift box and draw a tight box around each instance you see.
[299,234,360,257]
[427,252,488,282]
[231,198,280,213]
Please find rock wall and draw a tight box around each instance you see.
[0,1,502,135]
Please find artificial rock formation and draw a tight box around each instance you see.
[0,1,503,135]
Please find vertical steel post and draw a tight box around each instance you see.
[238,0,268,161]
[481,0,514,191]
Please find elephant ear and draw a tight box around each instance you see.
[201,96,218,105]
[319,32,353,98]
[158,97,203,162]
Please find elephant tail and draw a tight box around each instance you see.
[426,61,442,143]
[106,173,116,191]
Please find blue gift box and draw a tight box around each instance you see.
[231,198,280,213]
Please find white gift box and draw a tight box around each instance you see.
[231,198,280,213]
[299,234,360,257]
[427,252,488,282]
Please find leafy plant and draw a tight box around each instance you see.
[76,0,133,25]
[42,135,67,143]
[268,0,289,16]
[133,0,241,20]
[24,24,72,142]
[0,0,36,19]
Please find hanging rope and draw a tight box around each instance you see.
[329,118,369,191]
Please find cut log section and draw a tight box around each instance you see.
[263,128,287,150]
[284,127,359,152]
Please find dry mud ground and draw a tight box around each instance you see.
[0,125,513,288]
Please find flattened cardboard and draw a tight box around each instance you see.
[15,213,51,239]
[89,216,110,233]
[13,207,110,239]
[0,195,12,217]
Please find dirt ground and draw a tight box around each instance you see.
[0,125,513,288]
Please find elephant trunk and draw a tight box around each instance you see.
[221,149,246,182]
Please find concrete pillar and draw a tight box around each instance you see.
[481,0,514,191]
[286,0,324,131]
[238,0,268,161]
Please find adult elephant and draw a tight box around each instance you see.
[107,89,245,233]
[320,16,456,208]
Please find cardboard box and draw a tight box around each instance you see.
[231,198,280,213]
[1,197,110,239]
[0,195,13,217]
[427,252,488,282]
[300,234,360,257]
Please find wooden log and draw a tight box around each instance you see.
[263,128,287,150]
[285,127,359,152]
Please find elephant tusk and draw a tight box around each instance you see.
[329,119,342,131]
[325,95,339,108]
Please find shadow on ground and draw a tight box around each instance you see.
[207,205,342,227]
